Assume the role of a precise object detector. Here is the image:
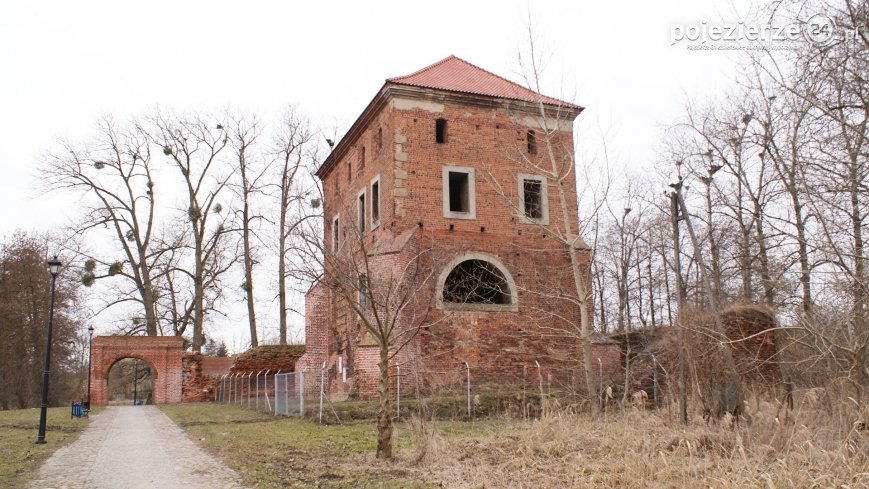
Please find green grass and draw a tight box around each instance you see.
[161,403,442,488]
[0,406,97,489]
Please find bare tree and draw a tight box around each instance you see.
[296,206,441,459]
[483,30,606,407]
[272,108,317,346]
[42,116,161,335]
[151,112,234,352]
[226,112,266,348]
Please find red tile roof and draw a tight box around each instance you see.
[387,55,582,110]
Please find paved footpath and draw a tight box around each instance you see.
[29,406,248,489]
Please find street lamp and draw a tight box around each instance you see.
[133,360,139,406]
[36,256,62,444]
[86,325,94,410]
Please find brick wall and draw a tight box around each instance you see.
[721,305,779,383]
[181,354,234,402]
[309,83,593,399]
[90,336,184,405]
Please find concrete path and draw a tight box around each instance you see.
[29,406,248,489]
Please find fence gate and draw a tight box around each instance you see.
[274,372,305,417]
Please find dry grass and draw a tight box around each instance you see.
[409,390,869,488]
[0,406,97,488]
[163,389,868,488]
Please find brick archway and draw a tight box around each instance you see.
[90,336,184,406]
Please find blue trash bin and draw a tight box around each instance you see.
[71,401,84,418]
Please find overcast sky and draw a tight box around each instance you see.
[0,0,757,346]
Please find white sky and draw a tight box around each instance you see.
[0,0,759,347]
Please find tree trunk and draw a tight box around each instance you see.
[242,199,258,348]
[375,344,393,460]
[140,274,158,336]
[670,192,688,424]
[278,178,289,345]
[193,223,205,353]
[677,190,744,418]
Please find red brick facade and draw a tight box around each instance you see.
[298,56,609,398]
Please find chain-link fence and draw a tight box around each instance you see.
[215,370,306,417]
[211,354,664,423]
[275,372,304,416]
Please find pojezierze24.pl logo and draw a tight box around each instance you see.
[670,13,852,50]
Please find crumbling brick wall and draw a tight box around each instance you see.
[182,353,234,402]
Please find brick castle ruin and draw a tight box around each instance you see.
[295,56,620,398]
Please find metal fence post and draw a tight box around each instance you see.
[273,370,281,415]
[535,360,543,398]
[299,371,305,417]
[247,372,253,408]
[465,361,471,419]
[396,365,401,419]
[319,361,326,424]
[262,370,270,412]
[651,354,659,404]
[597,358,603,411]
[255,370,261,410]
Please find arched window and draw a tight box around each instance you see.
[439,255,517,311]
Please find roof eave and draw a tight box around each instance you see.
[315,83,584,179]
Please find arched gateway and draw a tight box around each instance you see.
[90,336,184,405]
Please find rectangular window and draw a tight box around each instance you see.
[442,166,476,219]
[449,172,469,212]
[370,176,380,229]
[357,191,366,234]
[523,180,543,219]
[332,215,340,253]
[360,146,365,170]
[527,130,537,154]
[518,174,548,224]
[436,118,447,144]
[376,127,383,151]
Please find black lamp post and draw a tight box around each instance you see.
[86,325,94,410]
[133,361,139,406]
[36,256,62,444]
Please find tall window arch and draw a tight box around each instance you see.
[437,253,518,311]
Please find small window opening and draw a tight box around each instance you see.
[376,127,383,150]
[332,216,340,253]
[360,146,366,170]
[357,193,366,234]
[371,180,380,226]
[358,274,368,313]
[527,130,537,154]
[436,118,447,144]
[448,171,469,213]
[443,260,510,305]
[523,179,543,219]
[347,160,352,182]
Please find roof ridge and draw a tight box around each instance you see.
[386,54,459,82]
[448,55,542,101]
[386,54,580,110]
